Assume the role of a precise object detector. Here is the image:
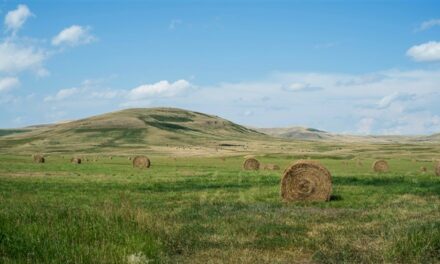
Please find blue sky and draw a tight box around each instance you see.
[1,0,440,134]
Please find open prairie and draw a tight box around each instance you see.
[1,143,439,263]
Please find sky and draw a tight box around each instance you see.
[0,0,440,135]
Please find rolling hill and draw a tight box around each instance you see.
[1,107,439,157]
[0,108,266,154]
[255,126,432,143]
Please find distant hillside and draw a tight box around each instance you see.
[255,126,428,143]
[0,108,266,154]
[257,127,333,140]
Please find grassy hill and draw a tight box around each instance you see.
[256,126,432,143]
[0,108,266,154]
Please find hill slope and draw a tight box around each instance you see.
[0,108,265,154]
[256,126,428,143]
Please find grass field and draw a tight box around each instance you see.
[0,154,439,263]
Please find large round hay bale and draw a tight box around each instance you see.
[281,160,332,202]
[243,158,260,170]
[33,154,45,163]
[133,156,151,169]
[71,157,81,164]
[435,162,440,176]
[373,160,389,173]
[263,164,280,170]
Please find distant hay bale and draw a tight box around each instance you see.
[128,157,132,161]
[263,164,280,170]
[220,157,226,162]
[71,157,81,164]
[373,160,389,173]
[281,160,332,202]
[243,158,260,170]
[132,156,151,169]
[435,162,440,176]
[33,154,45,163]
[420,166,427,173]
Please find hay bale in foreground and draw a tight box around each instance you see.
[435,162,440,176]
[33,154,45,163]
[71,157,81,164]
[263,164,280,170]
[373,160,389,173]
[243,158,260,170]
[133,156,151,169]
[281,160,332,202]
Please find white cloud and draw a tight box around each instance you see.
[0,77,20,92]
[0,41,47,73]
[44,78,125,102]
[52,25,96,46]
[417,19,440,31]
[282,82,323,92]
[44,87,79,102]
[127,80,193,100]
[4,4,33,34]
[406,41,440,62]
[377,92,416,109]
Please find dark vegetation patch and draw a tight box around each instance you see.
[306,128,326,133]
[218,143,244,147]
[0,130,29,137]
[150,115,193,123]
[144,121,197,132]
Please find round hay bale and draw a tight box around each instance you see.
[243,158,260,170]
[420,166,427,173]
[128,157,132,161]
[71,157,81,164]
[372,160,389,173]
[435,162,440,177]
[263,164,280,170]
[133,156,151,169]
[281,160,332,202]
[33,154,45,163]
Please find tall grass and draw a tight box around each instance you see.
[0,155,439,263]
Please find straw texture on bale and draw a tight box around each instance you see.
[243,158,260,170]
[373,160,389,173]
[33,154,45,163]
[71,157,81,164]
[435,162,440,176]
[281,160,332,202]
[133,156,151,169]
[263,164,280,170]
